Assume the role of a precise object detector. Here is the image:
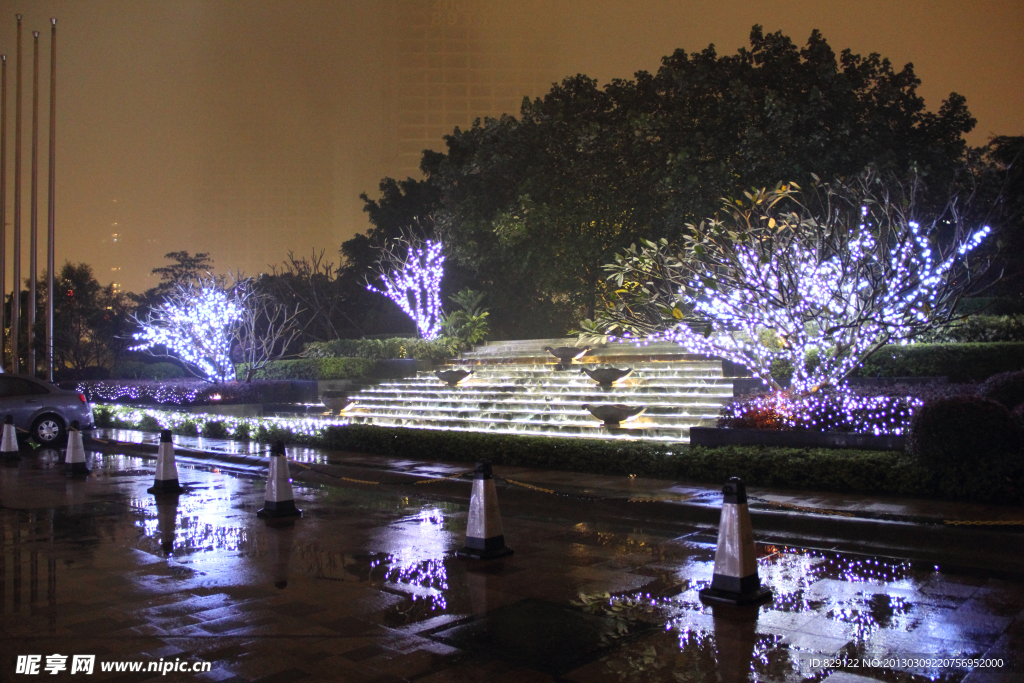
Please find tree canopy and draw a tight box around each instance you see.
[363,26,979,338]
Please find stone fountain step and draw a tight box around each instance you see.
[344,412,701,442]
[332,339,732,443]
[425,365,726,378]
[360,386,733,400]
[347,398,726,417]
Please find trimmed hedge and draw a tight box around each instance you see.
[238,357,377,381]
[908,395,1022,503]
[982,371,1024,411]
[921,315,1024,343]
[856,343,1024,382]
[318,425,915,493]
[92,405,1023,504]
[300,337,464,362]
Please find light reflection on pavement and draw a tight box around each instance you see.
[0,447,1019,682]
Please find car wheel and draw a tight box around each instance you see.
[31,415,66,446]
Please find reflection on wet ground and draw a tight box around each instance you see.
[0,448,1020,682]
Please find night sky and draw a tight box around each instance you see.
[0,0,1020,294]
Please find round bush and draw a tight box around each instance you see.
[908,395,1021,502]
[1013,403,1024,435]
[982,370,1024,411]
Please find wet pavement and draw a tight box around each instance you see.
[0,444,1021,682]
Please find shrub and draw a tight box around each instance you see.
[1013,404,1024,435]
[921,315,1024,343]
[982,371,1024,411]
[111,361,188,380]
[856,343,1024,382]
[79,379,306,405]
[91,404,1020,504]
[55,366,111,382]
[240,358,377,381]
[908,395,1022,502]
[720,390,920,434]
[300,337,464,362]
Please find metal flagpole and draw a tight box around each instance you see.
[11,14,21,373]
[1,54,6,371]
[29,30,38,376]
[46,19,55,382]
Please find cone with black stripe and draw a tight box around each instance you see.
[457,460,513,560]
[699,477,771,606]
[257,441,301,519]
[65,420,90,477]
[148,430,186,494]
[1,415,20,462]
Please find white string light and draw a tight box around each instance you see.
[132,284,243,383]
[614,220,991,392]
[367,240,445,340]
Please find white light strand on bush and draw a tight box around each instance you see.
[96,404,350,441]
[614,221,991,392]
[78,381,202,404]
[367,240,445,340]
[132,285,244,383]
[721,392,923,435]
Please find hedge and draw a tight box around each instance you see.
[300,337,464,362]
[920,315,1024,343]
[92,405,1020,504]
[855,343,1024,382]
[237,357,377,381]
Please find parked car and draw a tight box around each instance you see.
[0,374,94,446]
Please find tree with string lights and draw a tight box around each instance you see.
[584,170,996,392]
[366,234,445,340]
[132,275,300,383]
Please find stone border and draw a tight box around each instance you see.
[689,426,907,451]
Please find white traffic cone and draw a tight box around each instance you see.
[1,415,20,462]
[65,420,90,477]
[257,441,302,519]
[699,477,771,606]
[148,429,186,494]
[457,460,513,560]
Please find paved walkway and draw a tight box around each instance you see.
[0,436,1020,682]
[91,429,1024,575]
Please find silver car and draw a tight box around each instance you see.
[0,374,94,445]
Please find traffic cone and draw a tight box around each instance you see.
[148,430,186,494]
[699,477,771,606]
[456,460,513,560]
[65,420,90,477]
[1,415,20,462]
[257,441,302,519]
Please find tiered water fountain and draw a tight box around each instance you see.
[339,339,735,443]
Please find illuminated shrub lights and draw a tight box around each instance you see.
[77,379,306,406]
[132,280,243,383]
[366,237,445,340]
[720,391,922,435]
[590,172,995,393]
[95,404,349,443]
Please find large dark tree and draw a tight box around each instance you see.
[363,26,978,338]
[35,263,133,372]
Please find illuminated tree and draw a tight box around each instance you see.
[133,275,300,383]
[132,278,242,383]
[586,171,995,391]
[366,235,445,340]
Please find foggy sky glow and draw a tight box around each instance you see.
[0,0,1020,294]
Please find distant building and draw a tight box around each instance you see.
[386,0,558,179]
